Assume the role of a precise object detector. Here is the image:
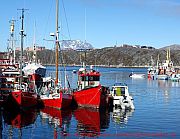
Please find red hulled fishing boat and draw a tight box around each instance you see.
[4,9,40,110]
[73,66,110,109]
[39,0,72,109]
[40,87,72,109]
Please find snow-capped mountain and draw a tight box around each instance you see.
[60,40,93,50]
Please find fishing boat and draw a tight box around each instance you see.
[40,85,73,109]
[0,65,19,106]
[5,75,39,109]
[150,49,175,80]
[1,65,39,109]
[39,0,72,109]
[4,9,39,110]
[110,83,135,110]
[0,20,21,106]
[147,56,156,79]
[73,66,110,109]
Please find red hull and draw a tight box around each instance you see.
[7,90,38,109]
[73,85,109,109]
[41,93,72,109]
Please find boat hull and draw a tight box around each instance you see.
[73,85,109,109]
[5,90,38,110]
[40,93,72,109]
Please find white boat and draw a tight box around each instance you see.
[170,74,180,82]
[129,73,145,79]
[72,70,77,74]
[110,83,135,110]
[23,62,46,77]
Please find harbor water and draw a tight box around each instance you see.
[1,66,180,138]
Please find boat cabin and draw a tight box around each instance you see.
[77,68,100,90]
[111,83,129,97]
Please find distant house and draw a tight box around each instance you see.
[122,44,133,48]
[140,45,155,50]
[141,46,148,49]
[133,45,140,48]
[26,46,46,51]
[16,47,21,51]
[147,46,155,50]
[15,46,46,52]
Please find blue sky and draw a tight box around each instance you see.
[1,0,180,51]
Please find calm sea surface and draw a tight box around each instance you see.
[1,66,180,138]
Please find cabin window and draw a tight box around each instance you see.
[88,76,94,81]
[80,76,100,81]
[15,78,19,82]
[121,87,125,95]
[80,76,86,81]
[88,76,100,81]
[116,87,121,96]
[23,77,29,83]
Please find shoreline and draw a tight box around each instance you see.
[42,64,180,69]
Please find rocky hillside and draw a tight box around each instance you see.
[160,44,180,50]
[31,46,180,66]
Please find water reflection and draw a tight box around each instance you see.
[3,108,38,138]
[157,80,172,101]
[74,108,110,137]
[3,109,38,128]
[40,107,72,137]
[111,108,134,126]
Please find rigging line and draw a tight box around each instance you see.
[42,0,54,45]
[85,8,86,42]
[62,0,71,40]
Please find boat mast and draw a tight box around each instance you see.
[9,19,16,64]
[33,22,37,64]
[55,0,59,85]
[19,8,26,87]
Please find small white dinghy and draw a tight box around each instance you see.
[129,73,145,79]
[110,83,135,110]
